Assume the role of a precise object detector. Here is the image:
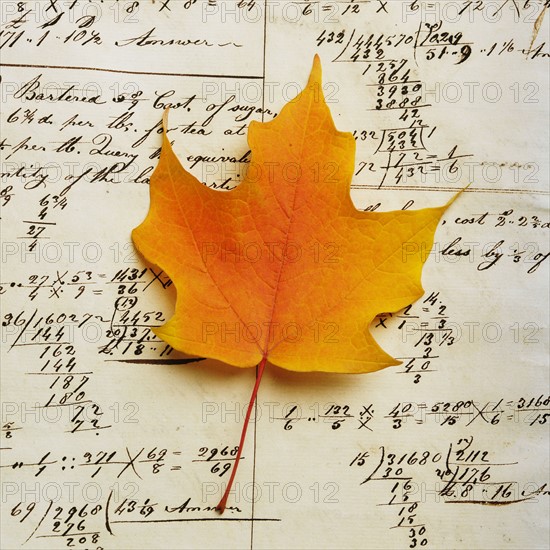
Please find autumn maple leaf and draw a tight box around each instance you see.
[132,55,454,512]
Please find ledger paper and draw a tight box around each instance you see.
[0,1,549,549]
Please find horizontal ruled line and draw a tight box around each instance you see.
[390,523,425,529]
[377,500,420,506]
[415,42,474,47]
[111,517,280,524]
[68,425,111,433]
[25,372,93,375]
[445,497,534,505]
[395,369,436,373]
[191,456,245,462]
[365,80,422,86]
[441,481,518,486]
[111,324,162,328]
[38,532,99,538]
[0,62,264,80]
[107,358,205,365]
[350,184,549,195]
[370,477,413,481]
[13,342,72,347]
[395,356,438,360]
[447,461,519,466]
[367,104,432,111]
[34,400,92,408]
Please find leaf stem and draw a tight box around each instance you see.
[216,355,268,514]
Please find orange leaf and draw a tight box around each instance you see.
[132,55,455,512]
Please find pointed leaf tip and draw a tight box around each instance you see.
[308,54,323,88]
[162,106,170,128]
[446,183,472,208]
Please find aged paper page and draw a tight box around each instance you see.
[1,1,548,549]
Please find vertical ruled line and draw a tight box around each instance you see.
[250,364,259,550]
[251,4,269,549]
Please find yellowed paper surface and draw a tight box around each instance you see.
[1,1,548,548]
